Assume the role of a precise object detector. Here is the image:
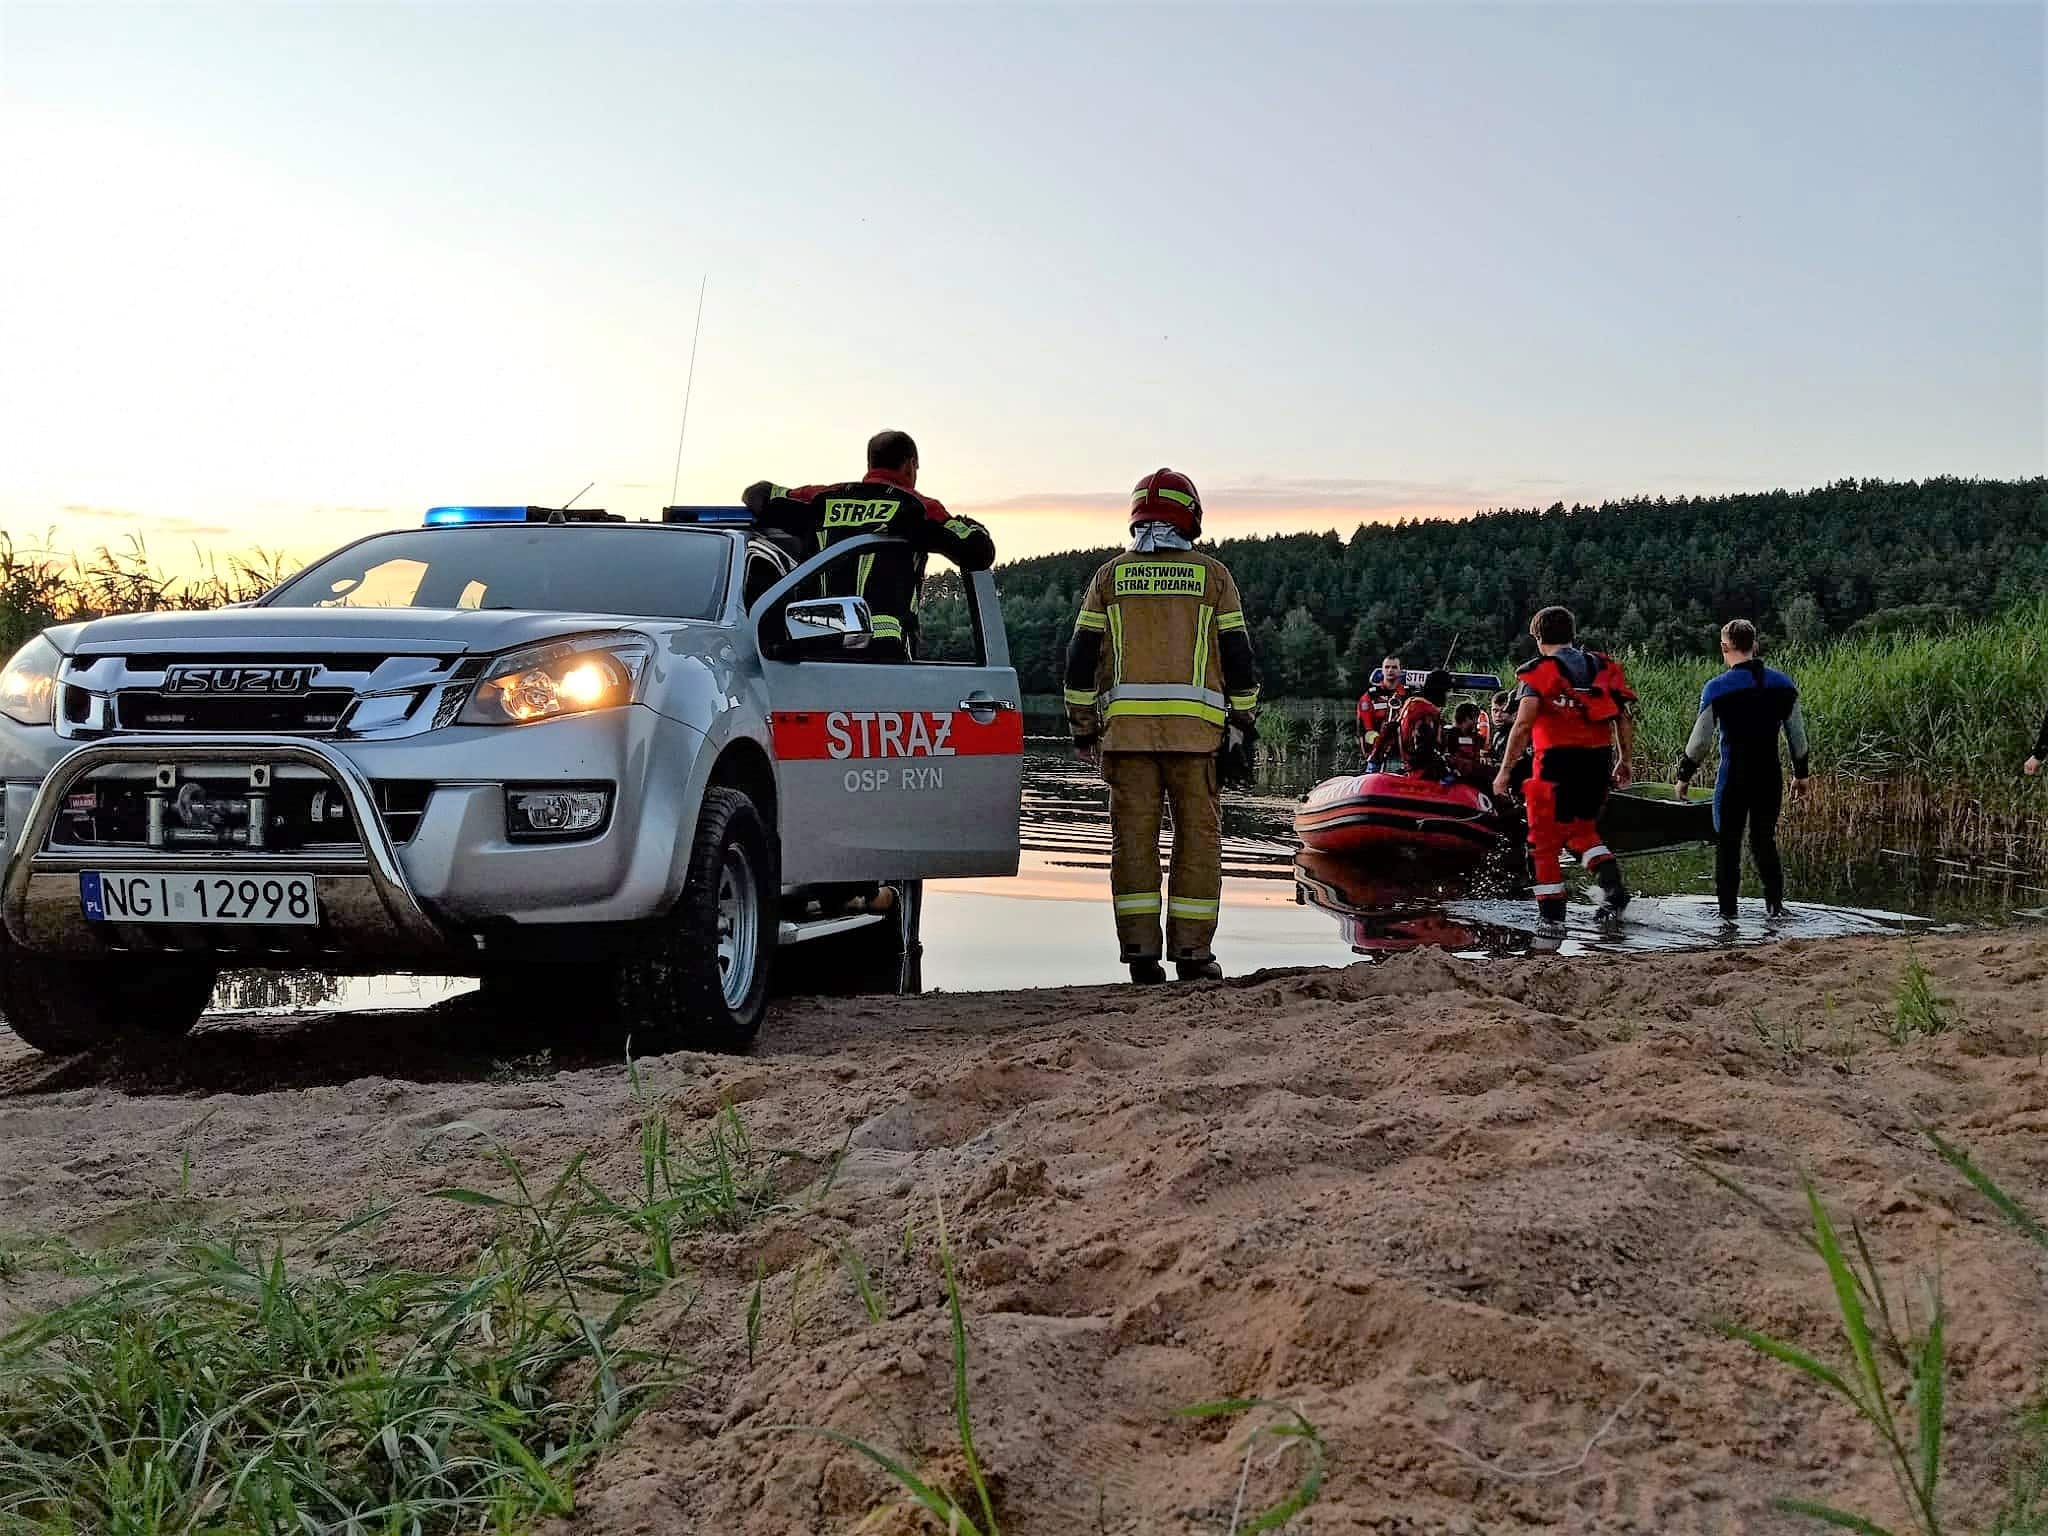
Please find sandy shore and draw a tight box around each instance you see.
[2,931,2045,1534]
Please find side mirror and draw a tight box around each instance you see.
[779,596,874,657]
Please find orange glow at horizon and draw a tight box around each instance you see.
[10,500,1486,577]
[957,500,1482,561]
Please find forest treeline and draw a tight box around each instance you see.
[924,477,2048,698]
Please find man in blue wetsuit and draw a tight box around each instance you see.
[1673,618,1811,921]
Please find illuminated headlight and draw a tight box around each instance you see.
[460,635,651,727]
[506,785,613,840]
[0,635,61,727]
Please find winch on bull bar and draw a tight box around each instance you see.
[55,762,357,851]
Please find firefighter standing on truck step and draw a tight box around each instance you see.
[1491,606,1638,929]
[742,430,995,659]
[1065,469,1260,984]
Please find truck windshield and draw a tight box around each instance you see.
[264,527,730,619]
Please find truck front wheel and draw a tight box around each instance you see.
[0,926,216,1056]
[618,787,777,1052]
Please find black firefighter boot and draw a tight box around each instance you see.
[1594,860,1632,923]
[1128,958,1168,985]
[1175,957,1225,982]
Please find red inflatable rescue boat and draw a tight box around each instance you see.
[1293,771,1507,861]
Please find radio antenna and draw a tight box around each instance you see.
[560,481,595,510]
[668,274,709,505]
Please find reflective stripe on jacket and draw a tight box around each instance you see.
[1063,550,1260,753]
[754,469,994,655]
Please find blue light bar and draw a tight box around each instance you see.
[425,506,528,526]
[662,504,754,525]
[1372,669,1505,692]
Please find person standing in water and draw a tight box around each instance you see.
[1673,618,1811,922]
[1492,607,1637,928]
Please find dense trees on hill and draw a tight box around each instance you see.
[922,478,2048,697]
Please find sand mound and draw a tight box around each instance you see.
[3,932,2044,1533]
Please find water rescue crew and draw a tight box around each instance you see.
[1066,469,1260,984]
[1674,619,1810,922]
[1491,607,1637,928]
[742,430,995,659]
[1357,655,1407,762]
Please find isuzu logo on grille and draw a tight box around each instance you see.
[163,665,314,695]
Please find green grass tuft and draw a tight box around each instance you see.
[0,1076,783,1536]
[1708,1132,2048,1536]
[1891,949,1959,1042]
[1177,1398,1327,1534]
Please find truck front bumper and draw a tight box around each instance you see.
[0,710,705,966]
[2,736,455,964]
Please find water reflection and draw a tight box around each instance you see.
[211,970,474,1015]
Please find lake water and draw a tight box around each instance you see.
[208,740,2045,1013]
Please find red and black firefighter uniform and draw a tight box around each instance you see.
[1391,671,1456,778]
[1357,671,1407,762]
[1065,469,1260,983]
[742,469,995,658]
[1512,646,1636,924]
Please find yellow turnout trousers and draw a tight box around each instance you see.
[1103,749,1222,963]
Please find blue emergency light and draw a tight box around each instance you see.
[661,505,754,525]
[425,506,620,526]
[425,506,529,526]
[1371,668,1504,692]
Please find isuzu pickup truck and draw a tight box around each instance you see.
[0,505,1022,1054]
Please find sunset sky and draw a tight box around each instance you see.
[2,2,2041,568]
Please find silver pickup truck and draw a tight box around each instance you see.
[0,506,1022,1055]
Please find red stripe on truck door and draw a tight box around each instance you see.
[770,709,1023,761]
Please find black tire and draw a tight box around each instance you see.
[618,787,777,1052]
[0,926,215,1055]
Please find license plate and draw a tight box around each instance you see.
[80,871,319,926]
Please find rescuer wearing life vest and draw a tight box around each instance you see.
[1491,607,1638,927]
[1447,701,1491,788]
[1065,470,1261,984]
[1357,654,1408,761]
[1392,669,1456,779]
[742,430,996,659]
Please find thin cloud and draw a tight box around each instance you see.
[55,505,236,540]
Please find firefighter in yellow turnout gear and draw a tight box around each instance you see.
[1065,469,1260,983]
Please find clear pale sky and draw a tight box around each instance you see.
[1,2,2041,567]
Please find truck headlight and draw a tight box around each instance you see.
[0,635,60,727]
[460,635,651,727]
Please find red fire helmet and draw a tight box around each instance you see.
[1129,467,1203,539]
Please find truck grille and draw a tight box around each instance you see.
[114,690,356,734]
[374,781,434,845]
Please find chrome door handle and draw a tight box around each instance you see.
[958,694,1015,713]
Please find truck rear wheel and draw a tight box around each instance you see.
[0,927,216,1055]
[618,787,777,1052]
